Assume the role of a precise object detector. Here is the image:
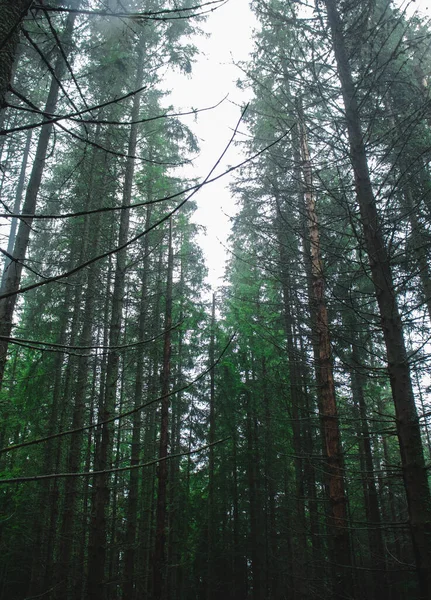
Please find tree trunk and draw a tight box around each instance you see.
[245,375,265,600]
[324,1,431,595]
[56,123,104,599]
[138,245,164,597]
[123,204,152,600]
[152,220,174,600]
[276,211,310,598]
[348,316,386,597]
[298,114,352,599]
[207,292,216,600]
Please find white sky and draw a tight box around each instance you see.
[165,0,257,290]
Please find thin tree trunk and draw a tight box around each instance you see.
[298,114,352,599]
[77,360,97,600]
[108,361,126,600]
[123,204,152,600]
[348,318,386,597]
[207,292,216,600]
[152,220,174,600]
[56,123,104,599]
[231,409,244,600]
[138,247,164,597]
[276,213,309,598]
[245,373,265,600]
[261,357,277,600]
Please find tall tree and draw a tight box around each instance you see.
[323,0,431,594]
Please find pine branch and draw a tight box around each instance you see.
[31,1,227,21]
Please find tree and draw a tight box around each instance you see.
[323,0,431,594]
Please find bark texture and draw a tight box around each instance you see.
[299,115,352,599]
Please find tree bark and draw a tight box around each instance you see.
[347,316,386,597]
[245,369,266,600]
[298,114,352,599]
[276,212,309,598]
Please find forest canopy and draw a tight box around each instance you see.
[1,1,431,600]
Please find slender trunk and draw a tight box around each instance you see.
[276,213,309,598]
[207,292,216,600]
[167,332,183,600]
[57,124,104,599]
[122,205,152,600]
[76,361,97,600]
[245,379,265,600]
[138,380,157,596]
[262,357,277,600]
[138,248,164,597]
[298,114,352,598]
[152,221,174,600]
[348,319,386,596]
[167,252,186,600]
[230,411,244,600]
[324,1,431,595]
[108,363,126,600]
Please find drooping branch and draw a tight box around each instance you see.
[0,438,230,484]
[0,333,236,455]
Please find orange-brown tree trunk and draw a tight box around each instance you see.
[299,116,352,599]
